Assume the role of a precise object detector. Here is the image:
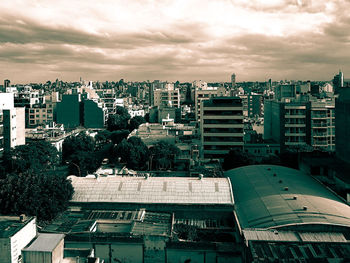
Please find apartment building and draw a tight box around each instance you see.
[153,83,180,108]
[194,85,226,122]
[311,100,335,151]
[264,100,310,151]
[200,97,244,160]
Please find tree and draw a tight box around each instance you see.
[0,172,74,221]
[107,106,131,131]
[114,137,149,170]
[128,116,146,131]
[95,130,111,147]
[110,130,130,144]
[62,132,95,162]
[3,140,59,174]
[149,141,180,170]
[222,148,255,171]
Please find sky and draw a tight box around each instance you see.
[0,0,349,83]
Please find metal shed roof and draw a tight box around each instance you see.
[226,165,350,230]
[23,233,64,252]
[69,176,234,205]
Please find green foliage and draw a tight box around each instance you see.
[95,130,111,146]
[114,137,149,170]
[62,132,100,176]
[0,172,74,221]
[149,141,180,170]
[3,140,59,174]
[128,116,146,131]
[110,130,130,144]
[107,106,131,131]
[62,132,95,162]
[222,148,255,171]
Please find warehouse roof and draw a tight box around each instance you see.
[23,233,64,252]
[69,175,234,206]
[226,165,350,230]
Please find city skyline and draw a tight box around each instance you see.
[0,0,349,83]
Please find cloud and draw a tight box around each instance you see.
[0,0,349,83]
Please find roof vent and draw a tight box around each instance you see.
[279,180,283,184]
[273,173,277,177]
[198,174,203,180]
[19,214,26,222]
[267,168,271,171]
[284,187,289,191]
[145,173,149,180]
[293,196,298,200]
[303,206,308,210]
[273,230,278,235]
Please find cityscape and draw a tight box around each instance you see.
[1,1,350,263]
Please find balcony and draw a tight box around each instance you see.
[285,133,306,136]
[285,124,305,128]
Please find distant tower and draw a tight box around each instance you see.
[3,79,10,92]
[333,70,344,93]
[231,73,236,88]
[339,70,344,88]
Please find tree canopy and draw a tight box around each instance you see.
[0,172,74,221]
[62,132,95,162]
[2,140,59,174]
[128,116,146,131]
[149,141,180,170]
[114,137,149,170]
[62,132,101,176]
[107,106,131,131]
[222,148,255,171]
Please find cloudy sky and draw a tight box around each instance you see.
[0,0,349,83]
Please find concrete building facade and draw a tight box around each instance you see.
[336,87,350,163]
[311,99,335,151]
[0,216,37,263]
[200,97,244,160]
[264,100,310,151]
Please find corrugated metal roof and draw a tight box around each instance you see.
[226,165,350,229]
[23,233,64,252]
[243,229,300,242]
[69,176,234,205]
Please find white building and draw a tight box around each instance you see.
[0,93,25,151]
[0,216,37,263]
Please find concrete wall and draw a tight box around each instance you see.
[22,251,52,263]
[11,218,37,263]
[94,243,143,263]
[167,249,216,263]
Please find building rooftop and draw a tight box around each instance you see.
[69,176,234,206]
[23,233,64,252]
[226,165,350,230]
[0,216,35,238]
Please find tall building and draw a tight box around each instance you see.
[200,97,243,160]
[333,70,344,93]
[56,94,81,128]
[264,100,310,151]
[0,93,25,151]
[194,83,226,122]
[0,109,3,155]
[247,93,263,117]
[83,99,107,128]
[231,73,236,88]
[336,87,350,163]
[310,99,335,151]
[3,79,10,92]
[153,83,180,108]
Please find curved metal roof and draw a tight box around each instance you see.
[226,165,350,230]
[69,175,234,206]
